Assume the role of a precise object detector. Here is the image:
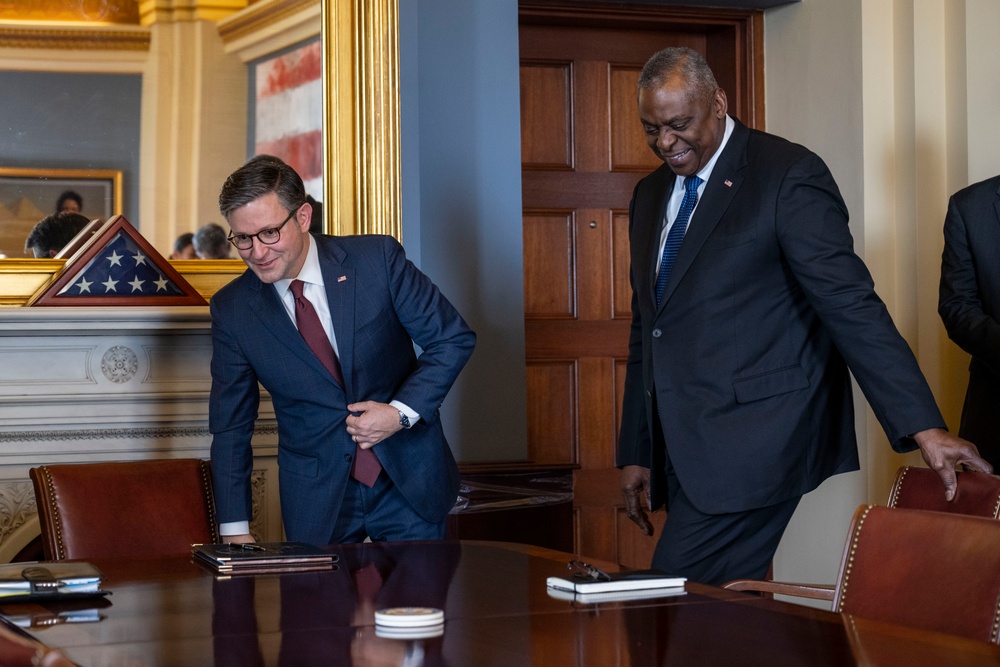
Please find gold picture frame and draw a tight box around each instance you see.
[0,0,400,306]
[0,167,123,259]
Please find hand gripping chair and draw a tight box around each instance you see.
[725,504,1000,643]
[887,465,1000,517]
[29,459,219,561]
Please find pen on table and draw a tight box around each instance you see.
[228,543,266,551]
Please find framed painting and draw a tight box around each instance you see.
[252,37,323,202]
[0,167,122,259]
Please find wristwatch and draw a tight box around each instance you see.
[398,410,411,429]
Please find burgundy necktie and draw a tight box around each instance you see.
[354,562,383,605]
[289,279,382,487]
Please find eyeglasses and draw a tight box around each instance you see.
[227,204,302,250]
[568,559,612,582]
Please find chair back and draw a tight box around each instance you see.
[30,459,219,561]
[833,504,1000,643]
[887,465,1000,517]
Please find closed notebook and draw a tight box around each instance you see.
[546,569,686,594]
[0,561,107,603]
[192,542,337,572]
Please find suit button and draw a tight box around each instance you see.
[344,454,353,463]
[652,329,662,338]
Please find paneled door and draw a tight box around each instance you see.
[519,2,763,567]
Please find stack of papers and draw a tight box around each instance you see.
[192,542,338,575]
[0,562,108,604]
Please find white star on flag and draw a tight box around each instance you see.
[106,251,123,267]
[133,251,148,266]
[75,277,92,293]
[103,278,118,292]
[129,277,145,292]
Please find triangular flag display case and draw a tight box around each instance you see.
[27,215,207,307]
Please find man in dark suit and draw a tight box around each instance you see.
[617,47,990,585]
[939,175,1000,470]
[209,155,475,545]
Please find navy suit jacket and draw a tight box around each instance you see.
[209,234,475,543]
[939,175,1000,459]
[617,119,944,514]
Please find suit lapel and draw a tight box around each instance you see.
[317,238,355,395]
[993,180,1000,232]
[637,166,676,310]
[656,121,750,312]
[247,279,323,375]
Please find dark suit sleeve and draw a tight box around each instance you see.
[208,293,259,525]
[380,237,476,423]
[617,184,652,469]
[939,195,1000,375]
[775,152,944,451]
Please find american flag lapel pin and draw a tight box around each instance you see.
[338,275,347,283]
[724,179,733,188]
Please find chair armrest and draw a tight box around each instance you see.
[722,579,836,601]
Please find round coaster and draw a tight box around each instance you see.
[374,607,445,628]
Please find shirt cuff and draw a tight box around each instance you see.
[390,400,421,427]
[219,520,250,536]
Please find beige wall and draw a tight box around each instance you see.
[765,0,1000,596]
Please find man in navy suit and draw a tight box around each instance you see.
[617,47,990,585]
[940,175,1000,470]
[209,155,475,544]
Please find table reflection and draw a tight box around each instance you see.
[210,542,460,666]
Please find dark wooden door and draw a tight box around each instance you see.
[519,2,763,567]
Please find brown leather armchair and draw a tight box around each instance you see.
[725,466,1000,603]
[29,459,219,561]
[887,465,1000,517]
[725,504,1000,643]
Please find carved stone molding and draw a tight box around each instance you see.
[0,481,37,547]
[250,469,268,541]
[0,425,277,445]
[101,345,140,384]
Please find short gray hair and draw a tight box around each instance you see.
[638,47,719,103]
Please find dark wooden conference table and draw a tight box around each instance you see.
[3,540,999,666]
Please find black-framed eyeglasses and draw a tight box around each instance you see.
[568,559,612,582]
[228,204,303,250]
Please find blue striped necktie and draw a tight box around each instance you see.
[655,175,703,306]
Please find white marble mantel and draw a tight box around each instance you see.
[0,306,280,561]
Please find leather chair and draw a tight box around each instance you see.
[30,459,219,561]
[725,466,1000,603]
[887,465,1000,517]
[725,504,1000,643]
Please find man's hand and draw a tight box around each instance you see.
[913,428,993,501]
[347,401,402,448]
[621,465,654,536]
[223,533,255,544]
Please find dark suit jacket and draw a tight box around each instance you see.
[209,234,475,543]
[939,175,1000,461]
[617,119,944,515]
